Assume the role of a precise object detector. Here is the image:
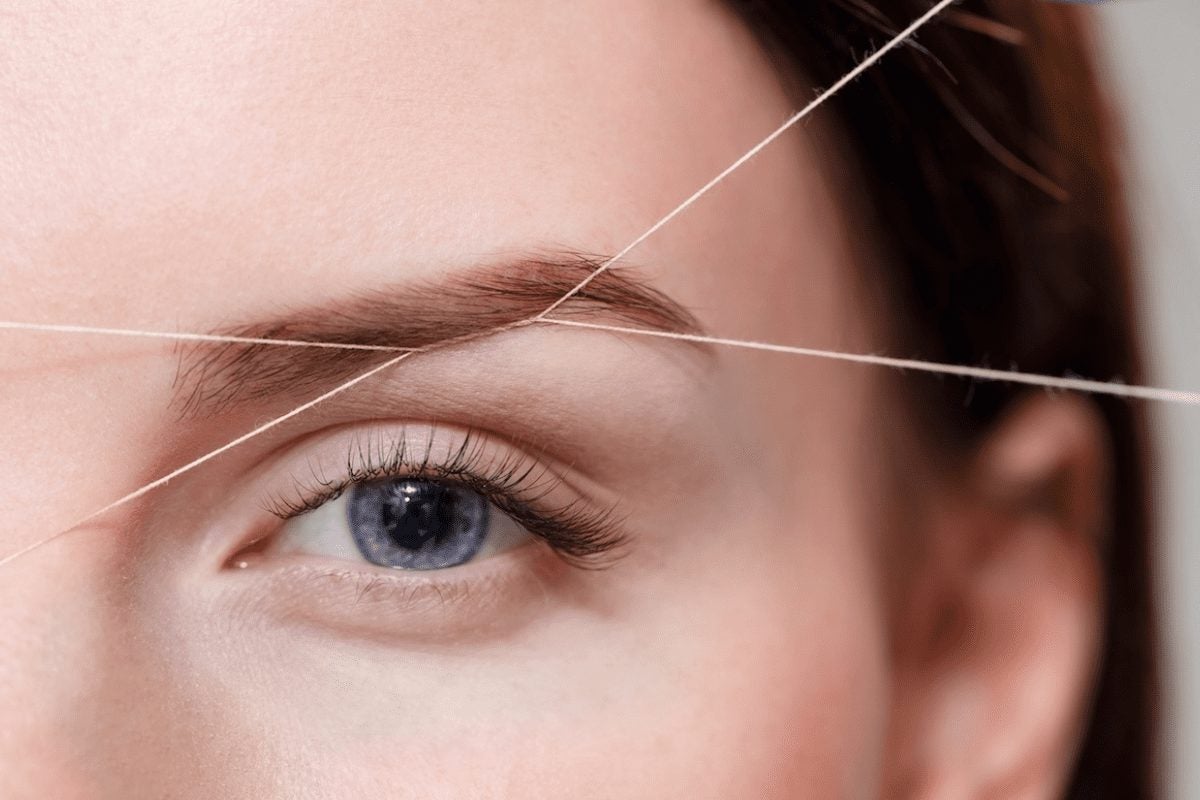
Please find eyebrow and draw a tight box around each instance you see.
[173,253,707,417]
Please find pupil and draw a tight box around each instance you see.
[384,482,451,550]
[347,478,489,570]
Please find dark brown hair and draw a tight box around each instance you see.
[724,1,1156,796]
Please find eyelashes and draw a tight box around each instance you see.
[259,426,628,569]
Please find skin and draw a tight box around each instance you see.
[0,2,1109,797]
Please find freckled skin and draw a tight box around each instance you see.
[0,2,1104,798]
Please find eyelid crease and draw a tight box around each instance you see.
[259,425,628,570]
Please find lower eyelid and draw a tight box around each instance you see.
[221,546,572,644]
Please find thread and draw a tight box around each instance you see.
[535,0,961,320]
[0,320,413,352]
[537,318,1200,405]
[0,351,415,568]
[4,315,1194,405]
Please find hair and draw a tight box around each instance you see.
[724,1,1156,796]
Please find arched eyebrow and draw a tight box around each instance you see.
[172,254,709,417]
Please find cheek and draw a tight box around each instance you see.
[660,502,892,799]
[614,531,891,799]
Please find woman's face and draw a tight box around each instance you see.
[0,2,1103,798]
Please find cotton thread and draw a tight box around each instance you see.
[0,320,415,352]
[0,0,960,568]
[0,351,416,569]
[534,0,961,321]
[537,318,1200,405]
[3,316,1195,406]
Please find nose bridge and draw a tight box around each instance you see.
[0,531,274,799]
[0,544,108,800]
[0,558,184,799]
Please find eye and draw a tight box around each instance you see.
[236,424,626,580]
[272,476,533,571]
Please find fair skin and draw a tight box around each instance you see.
[0,2,1108,798]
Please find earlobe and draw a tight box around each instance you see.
[884,394,1111,800]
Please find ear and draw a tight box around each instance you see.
[883,394,1110,800]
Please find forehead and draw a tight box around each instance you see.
[0,0,801,320]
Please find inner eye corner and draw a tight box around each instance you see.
[222,532,274,571]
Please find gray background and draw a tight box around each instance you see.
[1096,2,1198,796]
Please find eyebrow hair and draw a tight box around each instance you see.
[173,253,706,417]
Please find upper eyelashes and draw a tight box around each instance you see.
[256,425,627,571]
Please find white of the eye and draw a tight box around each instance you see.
[472,503,529,560]
[273,488,533,565]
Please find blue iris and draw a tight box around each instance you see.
[347,478,490,569]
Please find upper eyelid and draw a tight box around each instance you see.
[262,425,564,517]
[232,418,609,512]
